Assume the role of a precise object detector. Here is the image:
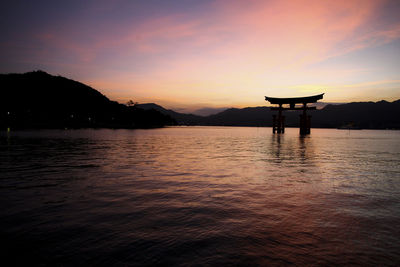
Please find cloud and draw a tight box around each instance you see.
[35,0,400,69]
[25,0,400,105]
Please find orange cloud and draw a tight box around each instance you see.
[35,0,400,106]
[39,0,400,68]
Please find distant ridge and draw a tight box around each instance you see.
[140,101,400,129]
[136,103,205,125]
[193,107,230,116]
[313,100,400,129]
[2,71,399,130]
[0,71,176,129]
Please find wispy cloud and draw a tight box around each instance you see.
[3,0,400,106]
[36,0,400,67]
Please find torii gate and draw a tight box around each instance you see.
[265,93,324,134]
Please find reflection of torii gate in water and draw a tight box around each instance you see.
[265,93,324,135]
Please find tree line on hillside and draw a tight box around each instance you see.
[137,100,400,129]
[0,71,176,130]
[2,71,399,130]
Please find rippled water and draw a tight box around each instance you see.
[1,127,400,266]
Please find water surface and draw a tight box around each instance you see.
[1,127,400,265]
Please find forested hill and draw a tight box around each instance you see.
[0,71,175,129]
[2,71,398,130]
[312,100,400,129]
[138,100,400,129]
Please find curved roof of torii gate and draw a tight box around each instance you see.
[265,93,324,104]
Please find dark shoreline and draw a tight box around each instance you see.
[2,125,400,132]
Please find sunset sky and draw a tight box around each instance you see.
[1,0,400,112]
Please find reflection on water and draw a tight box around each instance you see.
[270,134,315,164]
[1,127,400,265]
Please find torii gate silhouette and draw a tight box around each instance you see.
[265,93,324,134]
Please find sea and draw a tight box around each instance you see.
[1,127,400,266]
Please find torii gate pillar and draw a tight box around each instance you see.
[299,103,311,135]
[272,104,285,133]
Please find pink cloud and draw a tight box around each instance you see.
[31,0,400,105]
[36,0,400,69]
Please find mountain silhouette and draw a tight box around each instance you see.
[139,101,400,129]
[192,107,230,116]
[312,100,400,129]
[136,103,206,125]
[2,71,399,130]
[0,71,176,129]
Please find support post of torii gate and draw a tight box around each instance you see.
[265,93,324,135]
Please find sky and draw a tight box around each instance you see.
[1,0,400,112]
